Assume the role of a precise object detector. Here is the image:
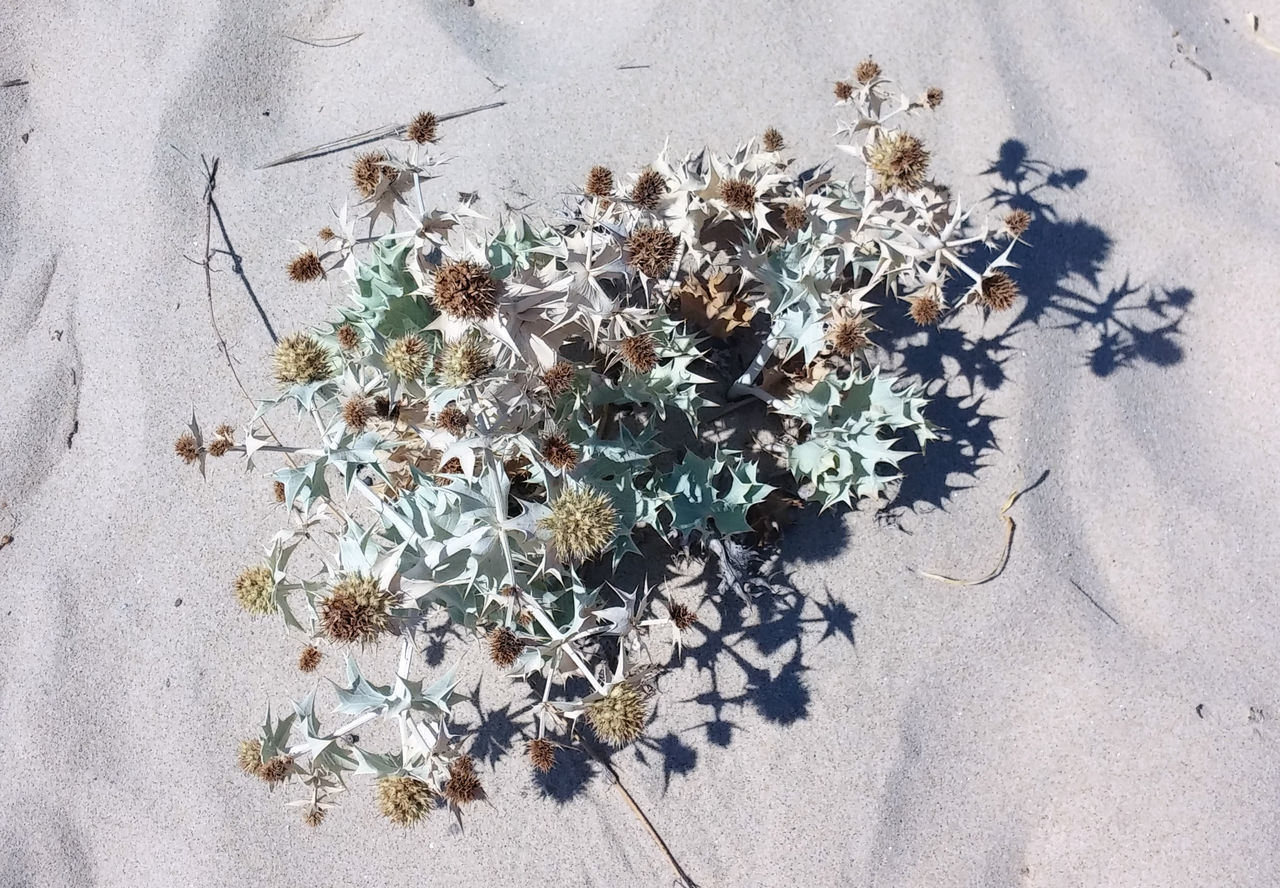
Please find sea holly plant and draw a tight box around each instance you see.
[177,68,1032,830]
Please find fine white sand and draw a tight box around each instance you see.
[3,1,1280,885]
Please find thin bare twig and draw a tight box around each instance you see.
[200,156,278,343]
[257,101,506,169]
[282,32,363,48]
[617,64,651,70]
[2,78,29,88]
[1069,579,1120,626]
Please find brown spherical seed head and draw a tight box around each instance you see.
[720,178,757,213]
[586,683,648,747]
[258,755,294,786]
[437,336,494,387]
[669,602,697,631]
[855,58,882,84]
[287,250,324,283]
[237,739,263,776]
[352,151,391,198]
[619,334,658,373]
[318,226,337,242]
[336,324,359,351]
[516,610,533,628]
[867,132,931,192]
[977,271,1020,312]
[629,168,667,210]
[831,317,870,357]
[528,738,556,773]
[303,807,327,828]
[298,645,322,673]
[541,362,576,398]
[273,480,286,503]
[342,397,373,431]
[909,294,943,326]
[376,775,434,826]
[175,433,200,464]
[433,260,499,321]
[488,627,524,668]
[762,127,785,152]
[926,87,944,109]
[207,437,231,458]
[407,111,439,145]
[320,574,396,645]
[443,755,482,805]
[541,434,578,471]
[437,405,468,436]
[586,165,614,198]
[783,203,808,231]
[834,80,854,101]
[625,226,679,279]
[1004,209,1032,238]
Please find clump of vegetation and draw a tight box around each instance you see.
[178,64,1028,828]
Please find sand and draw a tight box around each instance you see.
[3,0,1280,885]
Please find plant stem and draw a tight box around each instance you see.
[728,333,777,399]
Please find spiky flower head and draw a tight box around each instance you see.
[855,58,881,84]
[868,132,931,192]
[336,324,359,351]
[516,610,533,628]
[234,564,274,616]
[834,80,854,100]
[174,433,200,464]
[669,602,697,631]
[908,293,943,326]
[625,226,678,279]
[586,165,614,198]
[287,250,323,283]
[540,486,618,561]
[272,480,286,503]
[1003,209,1032,238]
[437,404,468,436]
[207,424,235,458]
[926,87,944,109]
[619,334,658,373]
[376,776,434,826]
[298,645,322,673]
[488,627,524,668]
[443,755,482,805]
[407,111,439,144]
[320,574,396,645]
[783,203,807,231]
[237,739,263,776]
[258,755,294,786]
[273,333,334,386]
[720,178,757,213]
[541,434,578,471]
[762,127,785,152]
[433,260,499,321]
[542,362,576,397]
[342,397,373,431]
[630,168,666,210]
[318,226,337,242]
[437,335,493,387]
[303,807,327,828]
[528,738,556,773]
[352,151,392,198]
[586,683,648,747]
[384,334,430,380]
[976,271,1020,311]
[831,317,870,357]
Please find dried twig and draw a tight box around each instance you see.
[2,78,29,88]
[257,101,506,169]
[1069,579,1120,626]
[282,32,362,48]
[918,469,1047,586]
[200,156,279,343]
[617,64,651,70]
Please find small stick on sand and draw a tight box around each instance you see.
[257,101,506,169]
[918,470,1046,586]
[2,78,29,88]
[281,32,363,48]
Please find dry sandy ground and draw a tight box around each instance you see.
[3,1,1280,885]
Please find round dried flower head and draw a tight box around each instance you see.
[542,362,576,398]
[437,404,468,436]
[287,250,324,283]
[303,807,326,828]
[527,738,556,773]
[926,87,944,109]
[629,168,666,210]
[541,434,578,471]
[586,683,648,747]
[384,334,430,380]
[855,58,882,84]
[298,645,322,673]
[977,271,1020,312]
[273,333,334,386]
[272,480,286,503]
[207,437,231,458]
[516,610,533,628]
[488,627,524,668]
[586,165,614,198]
[720,178,757,213]
[625,226,678,279]
[619,334,658,373]
[237,739,263,776]
[909,293,943,326]
[762,127,785,152]
[831,317,870,357]
[318,226,337,242]
[234,564,274,616]
[336,323,359,351]
[1003,209,1032,238]
[376,775,434,826]
[342,397,373,431]
[868,132,931,192]
[320,574,396,645]
[443,755,482,805]
[258,755,293,786]
[783,203,807,231]
[437,336,493,387]
[407,111,439,145]
[669,602,697,631]
[433,260,499,321]
[352,151,392,198]
[174,433,200,464]
[540,486,618,561]
[834,80,854,101]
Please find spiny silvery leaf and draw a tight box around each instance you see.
[351,746,405,778]
[292,690,357,776]
[333,656,393,716]
[273,457,329,511]
[258,706,296,760]
[656,448,773,540]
